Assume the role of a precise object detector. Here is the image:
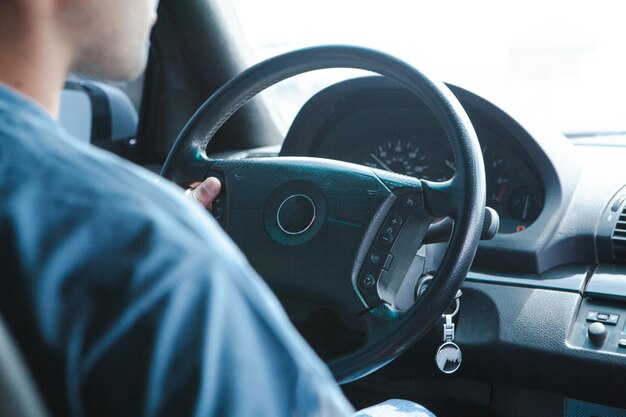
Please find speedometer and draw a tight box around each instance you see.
[364,140,432,179]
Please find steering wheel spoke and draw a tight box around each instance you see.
[421,179,459,218]
[164,144,213,187]
[330,302,425,383]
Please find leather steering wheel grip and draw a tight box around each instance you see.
[161,45,486,384]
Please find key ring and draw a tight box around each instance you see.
[443,297,461,319]
[442,289,462,318]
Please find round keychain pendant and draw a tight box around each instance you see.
[435,341,462,374]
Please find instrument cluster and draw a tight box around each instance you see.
[282,78,545,233]
[302,101,544,233]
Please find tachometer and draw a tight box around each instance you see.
[365,140,431,178]
[434,147,511,209]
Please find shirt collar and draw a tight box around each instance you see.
[0,82,61,134]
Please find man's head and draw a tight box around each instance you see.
[0,0,158,81]
[62,0,159,81]
[0,0,159,114]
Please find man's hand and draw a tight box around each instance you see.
[185,177,222,209]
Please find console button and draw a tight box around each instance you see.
[358,268,382,290]
[213,197,225,222]
[619,339,626,348]
[389,214,403,231]
[399,194,421,209]
[586,311,619,325]
[382,215,403,234]
[368,249,393,270]
[378,213,405,247]
[357,268,383,307]
[378,231,394,247]
[361,273,376,288]
[588,322,608,344]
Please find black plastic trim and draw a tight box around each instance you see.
[585,264,626,301]
[466,263,589,293]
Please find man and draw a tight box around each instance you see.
[0,0,435,416]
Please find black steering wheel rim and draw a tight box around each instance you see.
[162,45,486,384]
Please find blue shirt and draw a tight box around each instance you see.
[0,84,355,417]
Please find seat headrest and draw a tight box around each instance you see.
[59,79,138,145]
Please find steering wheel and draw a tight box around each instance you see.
[161,46,486,384]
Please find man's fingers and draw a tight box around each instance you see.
[187,177,222,208]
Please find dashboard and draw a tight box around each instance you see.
[213,75,626,412]
[271,76,626,411]
[280,77,544,234]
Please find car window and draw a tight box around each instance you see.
[231,0,626,137]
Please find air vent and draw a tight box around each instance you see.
[611,207,626,260]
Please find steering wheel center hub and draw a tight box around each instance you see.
[277,194,316,235]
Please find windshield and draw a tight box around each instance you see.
[231,0,626,137]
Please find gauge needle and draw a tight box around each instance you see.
[522,195,530,221]
[495,184,508,203]
[370,153,393,171]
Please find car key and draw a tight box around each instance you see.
[435,290,462,374]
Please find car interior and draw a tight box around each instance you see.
[3,0,626,416]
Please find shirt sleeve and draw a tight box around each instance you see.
[15,180,355,417]
[0,92,355,417]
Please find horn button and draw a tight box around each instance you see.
[264,181,327,246]
[277,194,316,235]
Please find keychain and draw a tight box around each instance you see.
[435,290,462,374]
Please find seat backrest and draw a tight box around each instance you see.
[0,314,50,417]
